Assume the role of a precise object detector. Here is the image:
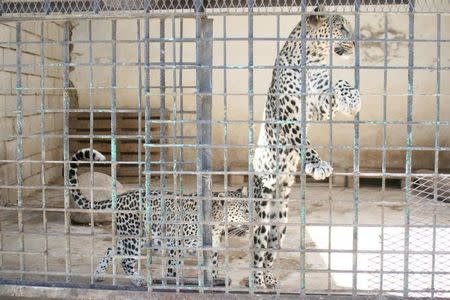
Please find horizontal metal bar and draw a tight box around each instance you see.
[1,266,449,279]
[2,281,448,298]
[3,92,450,101]
[0,197,444,212]
[0,283,406,300]
[3,36,450,45]
[1,228,443,247]
[0,169,448,182]
[0,11,447,23]
[143,144,450,152]
[142,170,449,177]
[2,61,449,71]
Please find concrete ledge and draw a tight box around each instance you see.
[0,282,403,300]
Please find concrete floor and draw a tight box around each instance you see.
[1,177,449,297]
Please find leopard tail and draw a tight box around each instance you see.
[69,148,112,210]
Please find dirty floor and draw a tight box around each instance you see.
[1,177,449,297]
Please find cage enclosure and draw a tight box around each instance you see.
[0,0,449,298]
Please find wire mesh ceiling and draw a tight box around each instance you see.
[0,0,448,18]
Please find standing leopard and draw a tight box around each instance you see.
[69,148,249,286]
[251,6,361,288]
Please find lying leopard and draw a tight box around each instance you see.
[69,148,249,286]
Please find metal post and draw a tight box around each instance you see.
[247,0,255,293]
[87,19,96,284]
[379,13,389,295]
[159,17,168,286]
[195,9,213,287]
[110,19,118,286]
[430,12,441,299]
[404,1,415,297]
[62,21,71,284]
[39,21,49,283]
[299,0,307,295]
[15,21,25,281]
[352,0,361,296]
[136,17,144,286]
[143,15,154,290]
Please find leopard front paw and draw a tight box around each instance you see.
[305,160,333,180]
[264,271,278,289]
[131,276,147,287]
[335,80,361,117]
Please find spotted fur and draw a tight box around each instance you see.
[69,148,249,286]
[251,6,361,288]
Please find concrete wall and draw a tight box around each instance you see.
[0,21,64,205]
[68,8,449,173]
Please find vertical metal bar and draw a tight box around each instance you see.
[272,12,285,297]
[247,0,255,293]
[0,210,2,272]
[352,1,361,296]
[430,12,441,299]
[143,15,154,290]
[62,21,71,284]
[403,1,415,297]
[222,14,230,293]
[136,17,143,285]
[158,17,168,286]
[379,13,389,295]
[88,19,96,285]
[160,19,166,170]
[15,21,25,281]
[170,16,181,289]
[159,19,166,187]
[327,7,334,295]
[178,18,185,192]
[299,0,307,295]
[110,19,118,286]
[196,16,213,289]
[176,18,186,285]
[39,21,49,282]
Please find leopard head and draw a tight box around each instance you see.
[309,6,355,56]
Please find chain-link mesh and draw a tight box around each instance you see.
[0,0,449,18]
[369,175,450,297]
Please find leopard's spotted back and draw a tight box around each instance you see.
[69,148,250,286]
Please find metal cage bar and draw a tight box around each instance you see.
[195,14,214,288]
[352,0,361,296]
[62,21,72,284]
[299,0,308,296]
[14,21,25,282]
[403,1,415,297]
[143,14,154,289]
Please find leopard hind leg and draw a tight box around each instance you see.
[94,247,113,282]
[120,238,146,287]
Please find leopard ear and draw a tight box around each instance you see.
[241,186,248,197]
[217,192,225,206]
[309,5,326,26]
[236,186,248,197]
